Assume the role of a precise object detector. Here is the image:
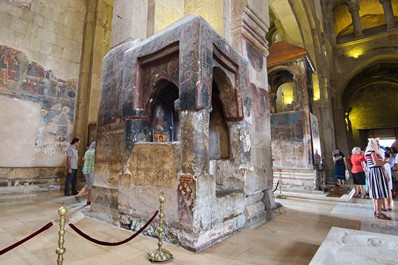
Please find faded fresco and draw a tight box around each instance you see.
[271,112,304,141]
[0,45,76,166]
[271,111,308,168]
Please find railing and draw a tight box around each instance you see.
[0,193,173,264]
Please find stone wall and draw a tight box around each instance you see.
[0,0,85,79]
[0,0,85,193]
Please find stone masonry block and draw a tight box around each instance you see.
[33,14,44,27]
[10,16,28,32]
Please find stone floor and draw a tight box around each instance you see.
[0,191,396,265]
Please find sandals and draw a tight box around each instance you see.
[353,193,359,198]
[75,195,81,202]
[375,213,391,220]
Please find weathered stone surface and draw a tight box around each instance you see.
[0,167,65,193]
[93,15,271,252]
[91,185,119,218]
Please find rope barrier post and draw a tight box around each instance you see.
[276,171,286,199]
[148,192,173,262]
[55,202,67,265]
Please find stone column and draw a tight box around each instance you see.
[379,0,396,30]
[230,1,274,222]
[74,0,113,151]
[347,1,363,37]
[178,109,209,227]
[324,1,336,44]
[110,0,149,47]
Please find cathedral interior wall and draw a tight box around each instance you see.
[0,1,85,192]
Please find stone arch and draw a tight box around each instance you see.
[333,1,356,37]
[341,62,398,148]
[268,67,297,113]
[145,79,179,142]
[333,0,389,38]
[336,53,398,103]
[212,66,242,121]
[209,82,230,160]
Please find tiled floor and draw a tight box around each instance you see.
[0,191,396,265]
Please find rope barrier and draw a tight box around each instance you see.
[0,221,54,256]
[69,210,159,246]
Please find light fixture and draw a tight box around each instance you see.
[346,48,364,58]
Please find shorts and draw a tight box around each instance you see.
[84,173,94,189]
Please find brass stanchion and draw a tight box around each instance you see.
[56,202,67,265]
[148,192,173,262]
[276,172,286,199]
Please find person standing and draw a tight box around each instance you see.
[382,148,393,211]
[333,148,348,187]
[65,138,80,196]
[391,147,398,197]
[348,147,366,198]
[75,142,96,205]
[365,138,391,220]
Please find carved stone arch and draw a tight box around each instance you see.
[146,78,179,142]
[208,67,235,160]
[340,62,398,148]
[268,66,298,113]
[212,66,243,121]
[341,62,398,110]
[143,78,179,115]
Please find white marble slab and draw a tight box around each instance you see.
[331,202,375,218]
[310,227,398,265]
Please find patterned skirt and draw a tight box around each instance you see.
[368,166,389,199]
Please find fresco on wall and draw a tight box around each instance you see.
[271,111,304,141]
[250,83,268,119]
[0,45,76,159]
[246,42,264,71]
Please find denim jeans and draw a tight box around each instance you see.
[64,169,78,195]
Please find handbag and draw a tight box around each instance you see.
[345,170,350,180]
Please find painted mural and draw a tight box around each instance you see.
[0,45,76,159]
[271,111,304,141]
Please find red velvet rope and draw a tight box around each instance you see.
[69,210,158,246]
[0,221,54,256]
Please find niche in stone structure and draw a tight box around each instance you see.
[211,63,241,195]
[209,83,230,160]
[148,80,179,142]
[269,70,295,113]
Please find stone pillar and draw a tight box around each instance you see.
[379,0,396,30]
[230,1,274,220]
[318,77,337,184]
[178,110,209,227]
[74,0,113,151]
[347,1,363,38]
[324,1,336,44]
[110,0,148,47]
